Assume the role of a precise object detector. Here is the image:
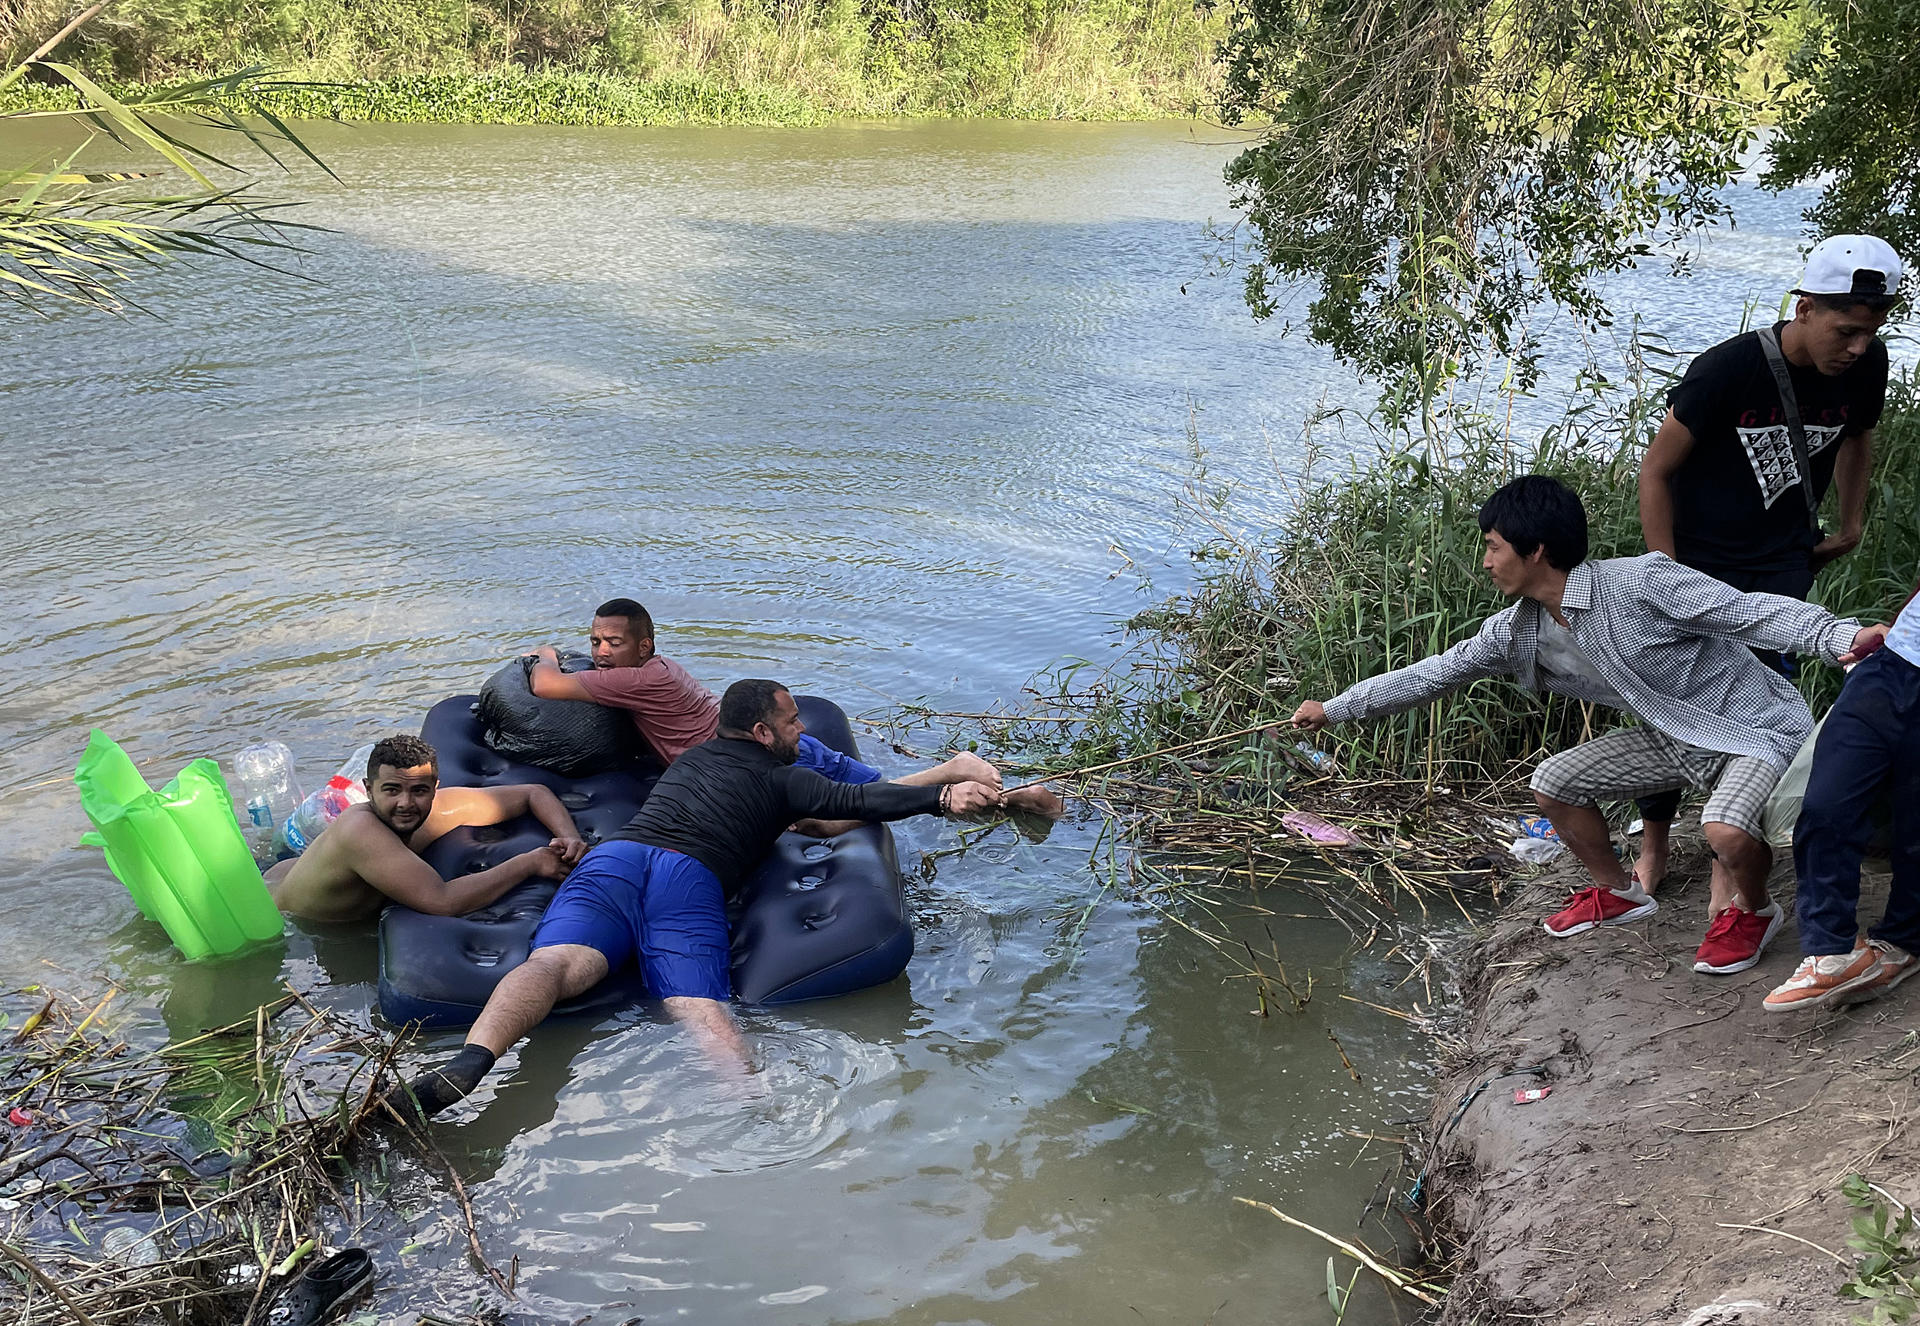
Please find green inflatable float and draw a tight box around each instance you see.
[75,730,285,961]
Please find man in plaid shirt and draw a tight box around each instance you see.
[1291,476,1883,974]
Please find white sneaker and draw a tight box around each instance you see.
[1839,939,1920,1006]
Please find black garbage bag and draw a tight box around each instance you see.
[475,652,645,776]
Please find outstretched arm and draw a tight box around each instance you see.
[777,765,1000,824]
[437,784,589,864]
[1639,556,1865,664]
[892,751,1002,790]
[793,751,1010,837]
[347,819,569,916]
[1313,605,1522,726]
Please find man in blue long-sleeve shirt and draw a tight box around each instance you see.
[393,679,1003,1116]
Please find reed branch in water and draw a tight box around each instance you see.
[0,982,498,1324]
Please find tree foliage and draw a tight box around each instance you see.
[1763,0,1919,262]
[1216,0,1777,420]
[2,0,1219,122]
[1,9,329,315]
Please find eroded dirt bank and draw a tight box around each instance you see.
[1425,829,1917,1326]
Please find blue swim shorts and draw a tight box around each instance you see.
[530,841,730,1001]
[795,733,880,784]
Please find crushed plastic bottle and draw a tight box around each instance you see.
[1293,742,1335,770]
[101,1226,162,1265]
[228,742,303,864]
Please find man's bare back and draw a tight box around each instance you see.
[266,742,587,923]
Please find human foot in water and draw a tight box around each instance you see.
[373,1044,497,1122]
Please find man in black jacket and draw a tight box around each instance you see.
[393,679,1002,1116]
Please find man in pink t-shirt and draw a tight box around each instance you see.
[526,598,718,765]
[525,597,1063,824]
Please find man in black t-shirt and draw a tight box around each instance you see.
[1634,234,1904,890]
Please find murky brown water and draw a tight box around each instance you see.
[1,117,1835,1322]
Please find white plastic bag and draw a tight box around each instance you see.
[1761,719,1824,850]
[1509,836,1567,865]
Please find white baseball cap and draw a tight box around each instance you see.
[1795,234,1904,300]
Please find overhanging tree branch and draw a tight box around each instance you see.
[3,4,337,315]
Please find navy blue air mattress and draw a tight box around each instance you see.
[376,694,913,1027]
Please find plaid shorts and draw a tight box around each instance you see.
[1529,726,1782,840]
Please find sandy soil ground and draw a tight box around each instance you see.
[1425,825,1919,1326]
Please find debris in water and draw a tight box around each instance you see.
[1509,836,1566,865]
[1280,810,1362,847]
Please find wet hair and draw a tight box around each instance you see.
[367,734,437,783]
[593,597,654,640]
[1802,290,1898,316]
[718,679,789,736]
[1478,476,1588,572]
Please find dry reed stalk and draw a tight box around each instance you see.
[0,982,491,1325]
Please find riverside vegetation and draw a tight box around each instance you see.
[0,0,1221,123]
[909,352,1920,1047]
[901,357,1920,1314]
[995,357,1920,798]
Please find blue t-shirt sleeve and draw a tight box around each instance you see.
[794,733,882,784]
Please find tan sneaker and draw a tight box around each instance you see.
[1762,941,1878,1013]
[1839,940,1920,1006]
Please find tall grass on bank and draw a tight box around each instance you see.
[976,362,1920,797]
[0,0,1221,125]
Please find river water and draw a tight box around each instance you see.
[1,117,1846,1322]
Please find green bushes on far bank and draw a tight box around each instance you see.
[0,0,1220,125]
[1044,364,1920,791]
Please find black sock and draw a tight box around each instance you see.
[400,1043,497,1118]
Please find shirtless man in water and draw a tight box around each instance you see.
[266,735,588,922]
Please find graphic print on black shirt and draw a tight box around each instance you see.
[1740,414,1843,511]
[1666,321,1889,575]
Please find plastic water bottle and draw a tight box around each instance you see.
[279,746,374,857]
[1294,742,1335,770]
[229,742,302,863]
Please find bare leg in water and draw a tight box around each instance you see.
[390,944,752,1118]
[468,944,608,1056]
[385,944,608,1119]
[662,995,752,1073]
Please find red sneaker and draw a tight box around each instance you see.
[1693,903,1784,974]
[1542,886,1657,938]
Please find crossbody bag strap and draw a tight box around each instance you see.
[1755,325,1822,527]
